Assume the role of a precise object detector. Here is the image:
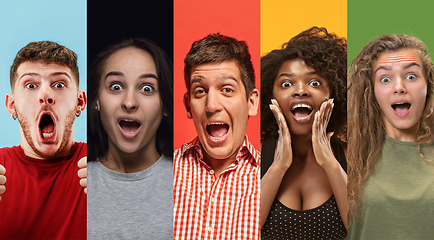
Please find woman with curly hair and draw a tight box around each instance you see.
[347,34,434,239]
[261,27,348,239]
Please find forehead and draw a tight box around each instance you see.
[190,61,242,84]
[103,47,156,74]
[15,60,76,85]
[278,58,315,73]
[374,48,424,72]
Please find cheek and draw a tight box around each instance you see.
[374,85,388,107]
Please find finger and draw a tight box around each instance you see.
[0,164,5,175]
[78,157,87,168]
[0,175,6,185]
[270,99,290,137]
[78,168,87,179]
[0,185,5,195]
[84,187,87,195]
[80,178,87,188]
[327,132,335,141]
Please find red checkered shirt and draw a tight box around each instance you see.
[174,136,260,240]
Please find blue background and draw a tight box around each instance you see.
[0,0,87,147]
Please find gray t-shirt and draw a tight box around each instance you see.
[87,155,173,239]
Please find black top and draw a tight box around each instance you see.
[261,136,347,240]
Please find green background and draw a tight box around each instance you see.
[348,0,434,63]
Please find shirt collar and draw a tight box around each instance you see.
[181,135,259,167]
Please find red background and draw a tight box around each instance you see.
[174,0,261,149]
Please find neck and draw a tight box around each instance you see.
[202,147,240,177]
[384,121,419,143]
[102,139,160,173]
[291,133,315,161]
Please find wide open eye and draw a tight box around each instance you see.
[407,74,416,80]
[140,84,155,94]
[25,83,37,89]
[109,83,123,91]
[281,81,292,88]
[53,82,65,89]
[308,80,321,87]
[380,77,391,83]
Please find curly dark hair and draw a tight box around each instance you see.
[261,27,347,140]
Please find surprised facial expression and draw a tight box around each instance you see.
[7,61,86,159]
[185,61,258,162]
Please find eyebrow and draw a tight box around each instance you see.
[277,71,317,78]
[19,71,71,81]
[374,62,421,73]
[105,71,158,80]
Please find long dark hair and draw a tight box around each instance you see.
[88,38,173,161]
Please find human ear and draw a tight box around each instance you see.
[5,94,16,117]
[77,90,87,114]
[247,88,259,117]
[183,93,192,119]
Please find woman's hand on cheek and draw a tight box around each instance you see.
[270,99,293,170]
[312,99,338,170]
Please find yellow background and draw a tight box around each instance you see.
[261,0,347,55]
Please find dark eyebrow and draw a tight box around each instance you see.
[18,72,39,80]
[139,73,158,80]
[404,62,421,69]
[277,71,318,78]
[105,71,124,79]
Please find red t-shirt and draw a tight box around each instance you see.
[0,142,86,239]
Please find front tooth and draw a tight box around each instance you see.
[43,133,53,138]
[292,104,312,110]
[123,119,134,122]
[209,122,224,125]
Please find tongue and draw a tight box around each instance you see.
[40,122,54,133]
[120,121,140,133]
[394,104,410,113]
[208,124,228,138]
[293,108,311,118]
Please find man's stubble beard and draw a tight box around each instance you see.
[17,106,76,159]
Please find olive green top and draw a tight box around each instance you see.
[348,135,434,240]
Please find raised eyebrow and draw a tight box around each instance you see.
[18,72,40,81]
[105,71,124,79]
[403,62,421,70]
[277,73,294,78]
[139,73,158,80]
[374,65,391,73]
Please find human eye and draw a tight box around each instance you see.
[281,81,292,88]
[380,77,391,83]
[140,84,155,95]
[109,83,123,91]
[25,82,38,89]
[53,82,66,89]
[406,74,416,80]
[222,87,234,94]
[193,87,206,97]
[308,80,321,87]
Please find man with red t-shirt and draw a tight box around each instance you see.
[0,41,87,239]
[174,34,260,239]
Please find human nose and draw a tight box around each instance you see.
[394,78,407,94]
[292,83,309,97]
[205,90,222,113]
[39,83,54,105]
[121,89,138,111]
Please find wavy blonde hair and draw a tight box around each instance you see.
[347,34,434,222]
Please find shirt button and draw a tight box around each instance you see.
[206,227,213,233]
[209,170,215,175]
[210,197,216,203]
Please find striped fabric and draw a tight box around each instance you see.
[174,136,260,240]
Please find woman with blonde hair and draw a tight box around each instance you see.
[347,34,434,239]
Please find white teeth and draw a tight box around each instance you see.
[208,122,226,126]
[292,104,312,111]
[394,102,408,105]
[43,133,53,138]
[122,119,134,122]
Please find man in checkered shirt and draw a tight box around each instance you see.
[174,33,261,239]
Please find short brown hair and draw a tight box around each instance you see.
[184,33,255,98]
[10,41,79,89]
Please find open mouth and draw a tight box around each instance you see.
[392,102,411,114]
[39,113,55,140]
[206,122,229,140]
[290,103,313,119]
[119,119,141,135]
